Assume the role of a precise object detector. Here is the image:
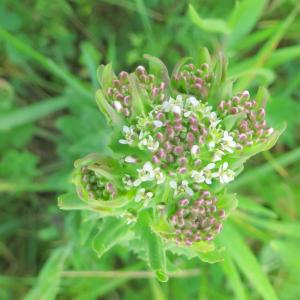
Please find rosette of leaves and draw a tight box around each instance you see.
[58,50,285,282]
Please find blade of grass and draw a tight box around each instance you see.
[0,27,91,99]
[188,4,231,34]
[266,45,300,68]
[220,223,278,300]
[227,0,266,49]
[221,252,248,300]
[235,3,300,90]
[231,147,300,189]
[0,97,68,131]
[24,246,71,300]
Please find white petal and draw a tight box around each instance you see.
[119,139,128,144]
[205,163,215,170]
[153,120,163,127]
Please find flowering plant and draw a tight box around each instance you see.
[59,51,284,282]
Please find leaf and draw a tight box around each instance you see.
[144,54,170,87]
[0,27,91,99]
[188,4,231,34]
[58,193,88,211]
[136,210,168,282]
[92,217,131,258]
[221,252,248,300]
[24,247,70,300]
[223,112,247,131]
[97,63,115,91]
[0,97,69,131]
[220,223,279,300]
[227,0,267,49]
[266,45,300,68]
[128,73,147,117]
[217,192,238,215]
[95,89,123,125]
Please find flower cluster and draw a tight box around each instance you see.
[217,91,274,148]
[77,166,118,201]
[170,190,225,245]
[69,56,282,251]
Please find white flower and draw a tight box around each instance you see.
[191,170,205,183]
[203,163,217,185]
[170,180,177,189]
[139,135,159,152]
[171,180,194,196]
[212,149,225,162]
[113,100,123,112]
[135,188,153,203]
[186,96,200,108]
[191,145,200,156]
[153,120,164,127]
[209,112,221,128]
[124,156,137,163]
[122,175,134,189]
[213,162,235,184]
[162,96,183,115]
[134,162,155,186]
[119,126,136,145]
[153,167,165,184]
[221,131,236,153]
[208,141,216,150]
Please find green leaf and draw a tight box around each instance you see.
[58,193,88,211]
[24,247,70,300]
[92,217,131,258]
[97,63,115,91]
[0,27,91,99]
[223,112,247,131]
[188,4,231,34]
[144,54,170,87]
[221,252,248,300]
[220,223,278,300]
[0,97,68,131]
[136,210,168,282]
[95,89,123,125]
[227,0,266,49]
[267,45,300,68]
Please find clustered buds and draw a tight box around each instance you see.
[70,56,281,250]
[170,190,225,245]
[172,63,213,99]
[105,66,167,117]
[218,91,274,148]
[79,167,117,200]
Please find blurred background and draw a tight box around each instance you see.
[0,0,300,299]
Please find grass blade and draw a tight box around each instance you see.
[0,27,91,99]
[220,223,278,300]
[0,97,68,131]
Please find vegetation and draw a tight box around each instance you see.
[1,1,300,299]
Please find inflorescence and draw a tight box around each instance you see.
[73,58,279,248]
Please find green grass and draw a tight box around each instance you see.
[0,0,300,299]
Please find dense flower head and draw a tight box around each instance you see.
[70,55,283,251]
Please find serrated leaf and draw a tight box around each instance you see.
[136,210,168,282]
[92,217,131,258]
